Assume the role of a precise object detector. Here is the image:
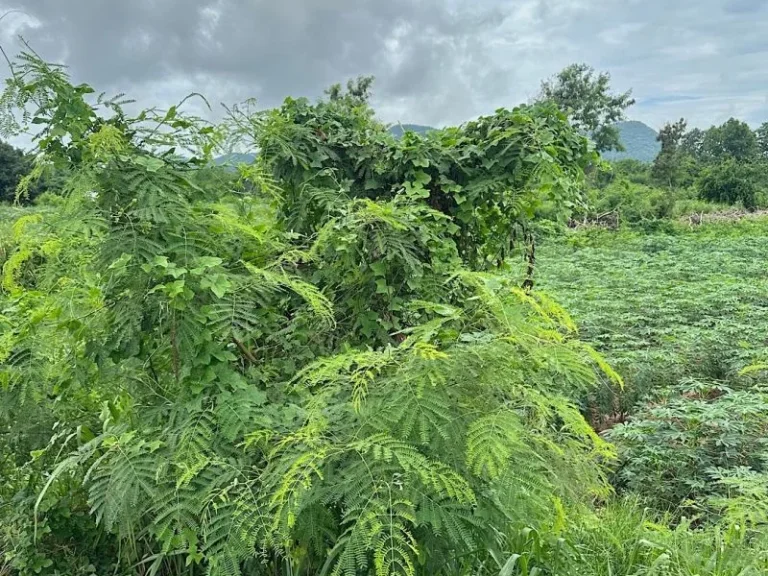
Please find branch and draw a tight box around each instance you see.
[232,336,257,364]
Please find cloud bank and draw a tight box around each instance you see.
[4,0,768,142]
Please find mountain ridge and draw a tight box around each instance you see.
[603,120,661,163]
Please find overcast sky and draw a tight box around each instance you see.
[3,0,768,144]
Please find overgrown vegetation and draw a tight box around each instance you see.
[0,51,615,576]
[4,50,768,576]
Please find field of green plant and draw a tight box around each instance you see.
[538,219,768,416]
[3,52,768,576]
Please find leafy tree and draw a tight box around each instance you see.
[652,118,698,188]
[539,63,635,153]
[0,52,616,576]
[701,118,758,163]
[756,122,768,159]
[325,75,375,105]
[680,127,705,159]
[0,139,32,203]
[657,118,688,152]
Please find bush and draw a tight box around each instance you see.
[697,160,760,209]
[592,159,652,188]
[0,51,615,576]
[585,179,677,224]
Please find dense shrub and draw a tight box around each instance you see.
[0,140,32,203]
[0,52,617,576]
[596,180,676,223]
[697,159,759,209]
[592,159,652,188]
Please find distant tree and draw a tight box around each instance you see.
[652,118,690,187]
[592,158,651,188]
[612,158,652,185]
[701,118,758,162]
[325,75,374,105]
[539,63,635,153]
[680,127,705,159]
[657,118,688,151]
[0,140,32,203]
[756,122,768,158]
[698,158,758,209]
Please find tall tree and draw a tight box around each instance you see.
[657,118,688,151]
[539,63,635,153]
[680,127,705,160]
[324,75,374,105]
[756,122,768,159]
[701,118,758,162]
[652,118,690,187]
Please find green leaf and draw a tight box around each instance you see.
[200,273,232,299]
[152,255,170,269]
[108,253,133,270]
[190,256,223,275]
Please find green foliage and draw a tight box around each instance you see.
[652,118,698,189]
[756,122,768,159]
[680,127,705,159]
[580,164,724,229]
[608,158,652,184]
[6,47,768,576]
[0,140,33,203]
[388,124,434,139]
[566,499,768,576]
[539,63,635,153]
[700,118,759,163]
[608,380,768,514]
[637,117,768,215]
[0,51,613,576]
[235,81,595,271]
[580,180,676,225]
[697,159,760,209]
[538,219,768,419]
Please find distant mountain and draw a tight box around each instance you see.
[603,121,661,163]
[388,124,435,138]
[215,152,256,166]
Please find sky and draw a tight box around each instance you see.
[3,0,768,146]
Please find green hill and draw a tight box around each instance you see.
[215,152,256,166]
[388,123,435,138]
[603,121,661,163]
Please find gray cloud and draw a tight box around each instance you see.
[3,0,768,146]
